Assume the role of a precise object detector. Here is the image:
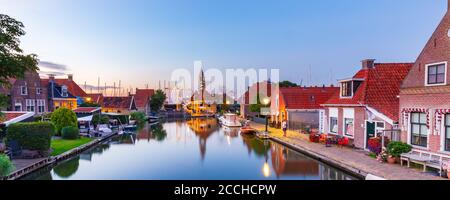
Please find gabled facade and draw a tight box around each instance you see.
[134,89,154,115]
[41,74,88,106]
[102,96,137,115]
[399,0,450,155]
[323,60,412,149]
[41,76,78,111]
[0,70,49,115]
[270,86,338,132]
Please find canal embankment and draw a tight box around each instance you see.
[250,122,444,180]
[4,132,118,180]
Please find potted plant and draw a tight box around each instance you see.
[386,141,412,164]
[376,147,388,163]
[309,133,320,143]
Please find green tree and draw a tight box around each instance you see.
[130,111,146,124]
[51,108,78,135]
[0,14,39,116]
[150,89,167,113]
[279,80,298,88]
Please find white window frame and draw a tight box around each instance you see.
[425,61,447,87]
[343,108,355,138]
[14,101,22,111]
[36,88,42,95]
[37,99,46,113]
[61,86,68,97]
[441,114,450,153]
[339,81,353,98]
[20,86,28,95]
[408,112,429,149]
[329,108,339,135]
[26,99,35,112]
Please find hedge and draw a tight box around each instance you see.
[6,122,55,151]
[61,126,80,140]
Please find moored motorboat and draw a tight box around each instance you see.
[239,127,256,135]
[218,113,242,127]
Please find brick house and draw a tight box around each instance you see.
[322,60,413,149]
[0,70,49,115]
[41,74,88,106]
[41,75,78,111]
[270,86,338,132]
[134,89,154,115]
[399,0,450,155]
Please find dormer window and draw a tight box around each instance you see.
[61,86,68,97]
[425,62,447,86]
[339,79,363,98]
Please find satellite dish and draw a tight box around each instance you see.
[448,29,450,38]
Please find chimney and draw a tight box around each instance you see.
[448,0,450,11]
[67,74,73,81]
[362,59,376,69]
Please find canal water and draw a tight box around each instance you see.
[23,118,357,180]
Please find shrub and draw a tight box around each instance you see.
[0,154,14,177]
[51,108,77,135]
[6,122,55,151]
[61,126,79,140]
[130,112,146,124]
[387,141,412,157]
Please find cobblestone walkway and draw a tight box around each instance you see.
[250,122,445,180]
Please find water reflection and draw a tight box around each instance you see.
[53,156,80,178]
[136,123,168,142]
[23,119,358,180]
[186,118,218,160]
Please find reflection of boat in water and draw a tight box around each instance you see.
[148,116,160,123]
[218,114,242,127]
[223,126,240,138]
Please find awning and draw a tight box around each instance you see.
[78,115,93,122]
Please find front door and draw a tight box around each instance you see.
[366,121,375,148]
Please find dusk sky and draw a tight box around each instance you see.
[0,0,447,92]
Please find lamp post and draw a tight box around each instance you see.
[263,98,270,133]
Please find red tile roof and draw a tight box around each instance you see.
[324,63,413,121]
[280,87,339,109]
[134,89,155,108]
[86,93,104,104]
[0,112,34,125]
[41,79,87,97]
[103,96,134,109]
[73,107,101,113]
[0,113,24,123]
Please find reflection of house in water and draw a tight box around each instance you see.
[271,144,319,178]
[186,118,218,160]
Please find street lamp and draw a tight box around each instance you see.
[263,98,270,133]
